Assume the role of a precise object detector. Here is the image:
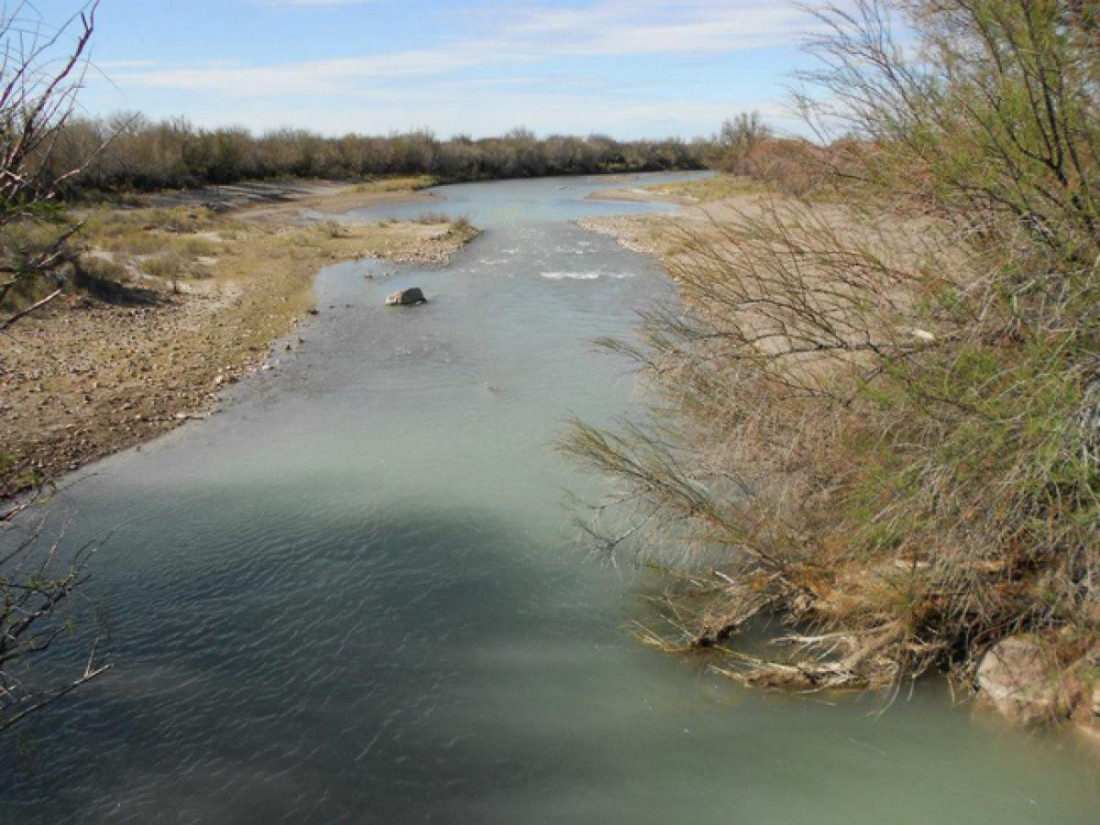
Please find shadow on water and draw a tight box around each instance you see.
[4,505,639,823]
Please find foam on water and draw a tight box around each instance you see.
[540,270,603,280]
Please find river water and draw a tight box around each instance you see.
[3,174,1098,823]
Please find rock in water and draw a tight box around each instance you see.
[977,636,1063,724]
[385,288,426,306]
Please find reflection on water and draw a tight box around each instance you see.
[3,174,1098,823]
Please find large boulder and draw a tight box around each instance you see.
[385,287,426,306]
[977,636,1064,725]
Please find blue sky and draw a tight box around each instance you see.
[49,0,832,139]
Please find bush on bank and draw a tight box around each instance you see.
[564,0,1100,721]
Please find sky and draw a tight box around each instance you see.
[37,0,835,140]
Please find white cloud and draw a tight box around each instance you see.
[255,0,377,7]
[87,0,832,136]
[104,1,822,94]
[96,60,160,69]
[109,44,513,97]
[507,0,810,53]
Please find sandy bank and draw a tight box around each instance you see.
[1,181,476,499]
[141,178,439,216]
[585,187,690,205]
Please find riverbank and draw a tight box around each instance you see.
[0,180,478,499]
[578,174,781,256]
[577,174,1100,751]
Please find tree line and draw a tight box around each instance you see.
[50,117,709,194]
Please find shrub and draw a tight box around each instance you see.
[411,211,451,225]
[710,111,772,173]
[318,219,350,238]
[564,0,1100,693]
[140,250,187,281]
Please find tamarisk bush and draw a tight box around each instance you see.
[564,0,1100,694]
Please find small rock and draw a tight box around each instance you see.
[261,364,274,372]
[385,287,427,306]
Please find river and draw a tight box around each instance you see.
[3,174,1098,823]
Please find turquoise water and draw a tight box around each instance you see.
[2,174,1098,823]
